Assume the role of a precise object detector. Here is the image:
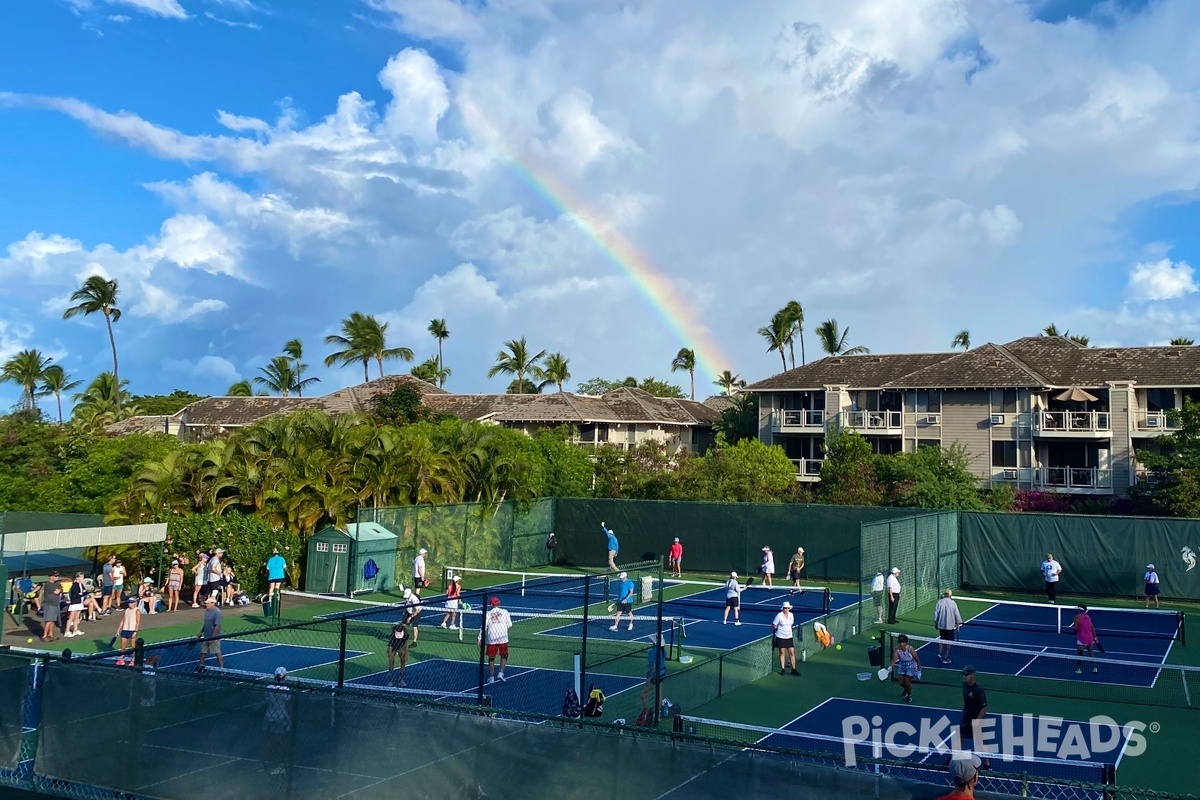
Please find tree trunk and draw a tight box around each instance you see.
[377,356,385,379]
[56,390,63,425]
[362,359,370,383]
[105,310,121,410]
[437,342,444,387]
[788,342,795,370]
[779,348,787,371]
[800,329,806,366]
[689,370,695,400]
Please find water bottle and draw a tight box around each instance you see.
[661,699,670,718]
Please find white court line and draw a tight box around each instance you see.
[1012,647,1048,677]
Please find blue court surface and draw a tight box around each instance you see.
[660,587,861,651]
[103,639,368,675]
[919,601,1178,688]
[344,656,640,717]
[765,697,1123,799]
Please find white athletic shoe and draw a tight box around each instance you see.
[440,622,448,629]
[486,676,496,685]
[449,625,458,630]
[627,625,633,631]
[498,672,506,682]
[609,625,618,631]
[734,621,742,627]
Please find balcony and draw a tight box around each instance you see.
[790,458,823,482]
[843,410,903,434]
[1032,411,1111,438]
[1133,411,1182,436]
[772,409,825,432]
[1134,469,1161,486]
[1033,467,1113,494]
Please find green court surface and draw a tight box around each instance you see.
[682,589,1199,796]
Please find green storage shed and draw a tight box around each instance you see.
[305,522,398,596]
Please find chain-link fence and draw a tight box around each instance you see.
[860,511,959,622]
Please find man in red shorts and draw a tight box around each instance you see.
[478,596,513,684]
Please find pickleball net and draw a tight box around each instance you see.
[951,596,1185,642]
[886,632,1200,710]
[664,579,833,616]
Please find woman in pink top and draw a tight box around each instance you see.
[1073,605,1099,675]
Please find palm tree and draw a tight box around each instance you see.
[324,312,376,382]
[254,356,301,397]
[815,319,870,355]
[757,311,789,371]
[38,365,82,424]
[358,315,413,378]
[282,339,319,396]
[1068,333,1090,346]
[487,337,546,394]
[539,353,571,393]
[1042,323,1061,337]
[952,330,971,351]
[713,370,744,396]
[1,349,53,411]
[62,275,123,409]
[227,380,254,397]
[410,358,450,386]
[671,348,697,400]
[428,319,450,387]
[780,301,805,367]
[1170,337,1195,346]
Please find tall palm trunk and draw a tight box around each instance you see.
[55,390,64,425]
[689,369,695,401]
[800,328,806,366]
[105,311,120,410]
[362,358,370,382]
[437,341,444,385]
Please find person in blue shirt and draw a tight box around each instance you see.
[609,571,636,632]
[601,522,619,570]
[640,632,668,711]
[266,549,287,597]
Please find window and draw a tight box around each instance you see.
[316,542,329,552]
[909,390,941,413]
[992,441,1017,468]
[991,389,1017,414]
[1146,389,1176,413]
[332,543,349,554]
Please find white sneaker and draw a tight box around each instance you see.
[440,622,448,629]
[734,621,742,627]
[627,625,633,631]
[449,625,458,630]
[486,676,495,685]
[609,625,618,631]
[497,672,506,682]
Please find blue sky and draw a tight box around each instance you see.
[2,0,1200,412]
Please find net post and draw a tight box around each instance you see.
[579,577,590,703]
[133,637,144,668]
[654,556,664,725]
[573,653,581,700]
[1180,612,1187,646]
[717,652,724,697]
[476,593,488,706]
[337,618,348,689]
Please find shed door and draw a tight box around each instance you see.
[309,541,351,594]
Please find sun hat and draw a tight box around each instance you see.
[143,577,153,583]
[171,559,179,565]
[205,596,217,604]
[781,601,792,609]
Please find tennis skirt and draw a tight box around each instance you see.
[772,636,794,649]
[1145,583,1161,597]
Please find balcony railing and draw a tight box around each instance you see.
[844,410,903,432]
[1134,411,1182,433]
[773,409,825,430]
[1033,411,1110,434]
[790,458,823,480]
[1034,467,1112,491]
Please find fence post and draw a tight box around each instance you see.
[476,593,488,706]
[653,557,664,725]
[717,652,724,698]
[578,578,590,704]
[337,618,348,689]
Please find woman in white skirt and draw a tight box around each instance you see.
[440,576,462,629]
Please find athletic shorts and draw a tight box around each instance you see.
[120,629,136,640]
[789,569,802,581]
[773,636,794,649]
[486,643,509,659]
[101,586,113,597]
[388,639,407,654]
[725,597,739,609]
[617,602,632,614]
[201,640,221,655]
[872,590,884,606]
[939,629,957,641]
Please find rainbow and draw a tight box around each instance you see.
[504,159,734,385]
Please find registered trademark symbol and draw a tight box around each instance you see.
[1149,722,1161,734]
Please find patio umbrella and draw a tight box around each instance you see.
[1054,387,1099,403]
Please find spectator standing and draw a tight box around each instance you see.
[197,596,224,671]
[165,560,184,612]
[100,555,117,615]
[116,598,141,666]
[871,572,885,624]
[40,571,62,642]
[1144,564,1160,608]
[934,590,964,664]
[191,554,209,608]
[668,538,683,578]
[936,754,982,800]
[205,549,226,605]
[600,522,619,571]
[640,633,668,711]
[64,573,86,638]
[609,571,636,632]
[958,666,990,770]
[412,548,428,594]
[760,547,775,586]
[886,568,902,625]
[788,548,806,594]
[262,667,293,776]
[110,560,127,611]
[266,549,287,597]
[772,601,799,675]
[1040,553,1062,603]
[403,588,422,646]
[722,572,744,626]
[440,575,461,630]
[890,633,921,703]
[478,597,513,683]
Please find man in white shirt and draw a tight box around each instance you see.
[870,572,886,624]
[412,548,428,594]
[402,588,422,647]
[722,572,744,626]
[772,601,799,676]
[886,568,902,625]
[1040,554,1063,603]
[933,590,964,664]
[478,597,513,683]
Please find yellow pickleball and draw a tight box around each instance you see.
[835,644,842,650]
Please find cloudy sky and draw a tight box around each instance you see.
[2,0,1200,409]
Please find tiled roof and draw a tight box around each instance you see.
[427,387,720,425]
[102,415,178,436]
[703,395,736,413]
[884,343,1053,389]
[744,353,950,391]
[181,397,314,426]
[1003,337,1200,386]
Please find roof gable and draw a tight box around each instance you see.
[744,353,952,391]
[884,343,1052,389]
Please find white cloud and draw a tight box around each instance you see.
[163,354,240,382]
[131,283,228,322]
[1127,258,1198,302]
[0,320,33,363]
[204,12,260,30]
[978,204,1023,246]
[378,49,450,143]
[67,0,188,19]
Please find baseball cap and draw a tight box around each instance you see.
[781,601,792,609]
[797,547,804,553]
[618,572,627,580]
[490,596,500,605]
[730,571,738,578]
[673,537,680,542]
[275,667,288,679]
[205,596,217,604]
[452,576,461,583]
[403,589,412,599]
[762,546,770,551]
[891,567,900,574]
[949,753,981,785]
[961,665,975,676]
[214,548,224,554]
[143,577,153,583]
[171,559,179,565]
[1146,563,1155,569]
[127,597,138,605]
[419,548,428,555]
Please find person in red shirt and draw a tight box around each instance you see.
[668,538,683,577]
[935,753,980,799]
